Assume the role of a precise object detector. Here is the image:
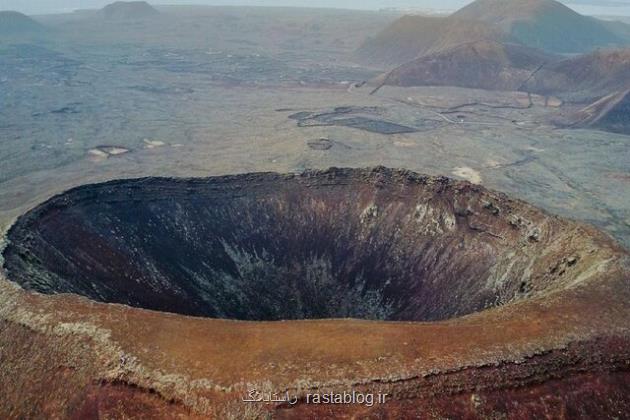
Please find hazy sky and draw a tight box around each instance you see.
[2,0,630,16]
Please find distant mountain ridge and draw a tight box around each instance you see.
[357,0,630,65]
[100,1,159,20]
[0,11,46,35]
[452,0,624,53]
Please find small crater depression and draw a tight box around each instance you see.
[307,138,333,151]
[2,167,597,321]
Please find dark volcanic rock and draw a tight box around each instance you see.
[1,167,609,322]
[290,107,417,134]
[100,1,159,20]
[307,138,333,150]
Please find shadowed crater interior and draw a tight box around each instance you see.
[2,167,587,321]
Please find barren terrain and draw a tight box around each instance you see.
[1,6,628,249]
[0,3,629,418]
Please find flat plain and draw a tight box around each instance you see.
[1,6,628,251]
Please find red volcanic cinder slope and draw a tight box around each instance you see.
[356,15,508,66]
[522,48,630,99]
[377,40,557,91]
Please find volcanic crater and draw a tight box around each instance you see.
[1,168,630,418]
[2,167,606,322]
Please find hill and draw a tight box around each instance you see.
[523,49,630,100]
[357,0,630,66]
[100,1,159,20]
[0,11,46,35]
[377,40,556,91]
[568,90,630,134]
[355,15,508,66]
[451,0,625,53]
